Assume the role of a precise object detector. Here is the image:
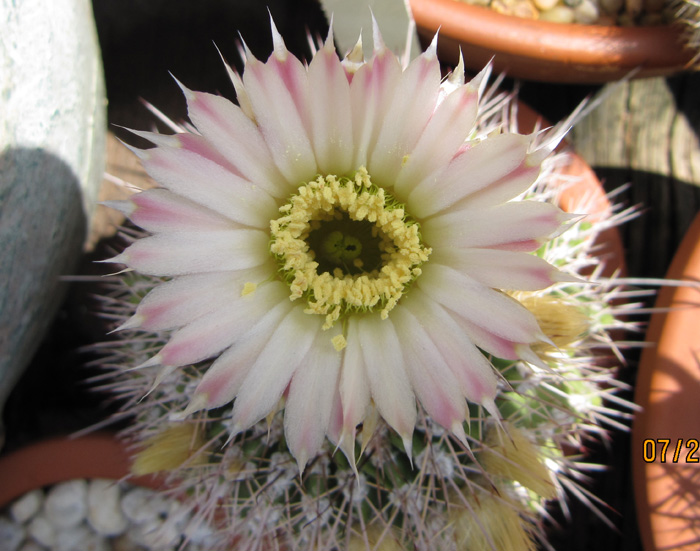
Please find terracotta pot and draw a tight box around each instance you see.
[410,0,696,83]
[633,212,700,551]
[0,433,161,508]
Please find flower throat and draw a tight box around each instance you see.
[269,168,431,330]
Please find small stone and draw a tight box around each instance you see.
[492,0,539,17]
[121,487,169,526]
[10,490,43,523]
[539,5,576,22]
[54,523,109,551]
[27,514,55,548]
[87,479,128,536]
[129,519,177,551]
[0,517,25,551]
[574,0,599,23]
[112,533,148,551]
[44,480,88,529]
[534,0,559,11]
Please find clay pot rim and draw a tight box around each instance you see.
[409,0,695,82]
[0,432,162,508]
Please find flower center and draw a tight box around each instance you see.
[269,167,431,331]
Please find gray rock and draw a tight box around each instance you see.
[9,489,43,524]
[0,0,106,447]
[0,517,25,551]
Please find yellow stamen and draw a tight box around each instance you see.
[450,489,537,551]
[270,167,430,329]
[131,423,207,476]
[480,423,556,500]
[513,292,590,354]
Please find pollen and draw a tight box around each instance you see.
[269,167,431,329]
[241,282,257,296]
[332,334,347,351]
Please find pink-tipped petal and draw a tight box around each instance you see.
[409,133,535,218]
[417,263,544,345]
[191,298,294,410]
[230,306,322,434]
[284,328,342,471]
[242,43,317,185]
[136,266,271,331]
[402,290,498,407]
[357,316,416,444]
[348,46,402,169]
[128,189,236,233]
[391,306,468,431]
[431,248,566,291]
[143,146,278,229]
[181,89,289,197]
[117,229,270,276]
[423,201,571,252]
[307,37,353,175]
[393,83,479,197]
[368,46,441,188]
[158,282,288,368]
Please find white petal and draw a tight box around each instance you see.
[338,318,370,444]
[158,282,288,367]
[357,315,416,442]
[142,145,279,229]
[368,47,441,188]
[242,48,317,184]
[390,305,468,430]
[431,248,563,291]
[113,229,270,276]
[401,290,498,406]
[417,263,544,344]
[190,298,294,410]
[285,328,342,470]
[423,201,570,252]
[307,38,353,175]
[349,46,402,169]
[393,83,479,197]
[180,88,289,197]
[126,189,236,234]
[408,133,536,218]
[134,266,272,331]
[230,306,322,433]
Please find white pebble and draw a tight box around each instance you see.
[120,487,170,526]
[0,517,25,551]
[534,0,559,11]
[10,490,43,524]
[27,514,55,548]
[44,480,87,529]
[87,479,128,536]
[574,0,599,23]
[539,5,576,21]
[112,533,148,551]
[129,519,177,551]
[54,523,109,551]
